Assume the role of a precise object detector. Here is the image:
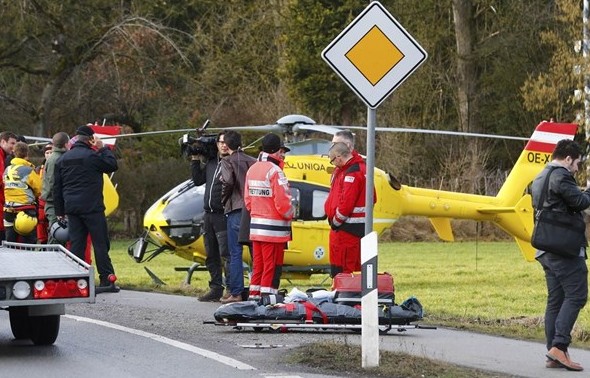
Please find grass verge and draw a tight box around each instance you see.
[286,341,505,377]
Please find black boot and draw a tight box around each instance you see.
[96,282,120,294]
[198,287,224,302]
[96,275,120,294]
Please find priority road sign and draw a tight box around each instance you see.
[322,1,427,109]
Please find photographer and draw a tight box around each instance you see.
[190,132,230,302]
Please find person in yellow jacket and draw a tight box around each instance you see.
[3,142,42,243]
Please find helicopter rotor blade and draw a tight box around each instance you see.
[221,124,283,133]
[344,126,529,141]
[104,124,284,140]
[23,136,52,143]
[295,124,344,135]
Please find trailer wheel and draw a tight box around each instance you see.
[8,307,30,339]
[29,315,60,345]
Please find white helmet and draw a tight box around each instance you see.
[50,220,69,243]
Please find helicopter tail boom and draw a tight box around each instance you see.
[392,121,578,261]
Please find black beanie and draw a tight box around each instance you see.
[76,125,95,137]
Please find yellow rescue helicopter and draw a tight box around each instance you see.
[126,115,578,280]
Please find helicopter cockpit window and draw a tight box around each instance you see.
[312,190,328,218]
[288,181,329,221]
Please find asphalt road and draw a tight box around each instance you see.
[1,290,589,377]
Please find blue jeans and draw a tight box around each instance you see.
[537,252,588,350]
[227,210,244,296]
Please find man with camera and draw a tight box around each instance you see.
[190,132,230,302]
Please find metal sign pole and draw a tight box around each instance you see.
[361,106,378,368]
[365,107,375,235]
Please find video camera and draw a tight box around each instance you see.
[179,133,218,160]
[179,119,218,160]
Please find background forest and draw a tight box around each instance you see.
[0,0,585,237]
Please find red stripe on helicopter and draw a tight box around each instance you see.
[524,122,577,154]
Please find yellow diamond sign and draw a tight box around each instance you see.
[346,26,404,86]
[322,2,427,108]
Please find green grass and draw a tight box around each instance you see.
[107,239,590,347]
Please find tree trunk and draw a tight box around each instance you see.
[35,66,74,137]
[452,0,478,133]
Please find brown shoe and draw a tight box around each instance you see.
[547,347,584,371]
[220,294,242,304]
[545,359,563,369]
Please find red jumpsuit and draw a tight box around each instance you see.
[0,148,7,239]
[324,151,375,277]
[244,153,293,301]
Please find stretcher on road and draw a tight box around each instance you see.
[209,296,435,334]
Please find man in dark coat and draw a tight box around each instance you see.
[54,125,119,294]
[531,139,590,371]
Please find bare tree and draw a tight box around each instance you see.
[0,1,189,136]
[452,0,478,133]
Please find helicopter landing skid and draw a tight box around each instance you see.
[128,232,174,263]
[206,320,436,334]
[174,263,208,285]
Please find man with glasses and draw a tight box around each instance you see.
[332,129,357,155]
[191,132,230,302]
[324,142,375,278]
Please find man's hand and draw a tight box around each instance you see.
[93,135,104,149]
[56,215,67,226]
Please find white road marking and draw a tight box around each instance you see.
[65,315,256,370]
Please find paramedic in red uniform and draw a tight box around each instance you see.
[0,131,17,241]
[325,141,376,278]
[244,133,293,303]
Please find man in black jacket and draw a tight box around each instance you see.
[531,139,590,371]
[191,132,230,302]
[54,125,119,294]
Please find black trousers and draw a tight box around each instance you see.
[202,212,229,289]
[68,212,115,283]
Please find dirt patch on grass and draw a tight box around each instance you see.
[286,341,509,377]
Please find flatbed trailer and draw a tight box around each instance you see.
[0,242,95,345]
